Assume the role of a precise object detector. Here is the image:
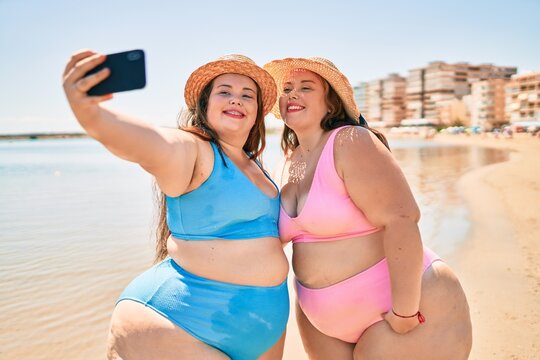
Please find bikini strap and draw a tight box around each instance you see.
[316,126,352,191]
[254,158,280,193]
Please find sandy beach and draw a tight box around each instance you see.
[437,133,540,360]
[282,132,540,360]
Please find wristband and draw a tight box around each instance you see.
[391,309,426,324]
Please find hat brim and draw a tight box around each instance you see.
[185,60,277,116]
[264,58,360,120]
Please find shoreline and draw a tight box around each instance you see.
[432,133,540,359]
[0,132,88,140]
[0,131,285,141]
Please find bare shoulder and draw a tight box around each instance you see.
[334,126,391,174]
[151,129,211,197]
[159,127,207,159]
[332,127,419,226]
[334,126,388,154]
[160,127,198,144]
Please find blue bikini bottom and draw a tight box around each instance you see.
[117,258,289,360]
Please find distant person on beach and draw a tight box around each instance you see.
[63,51,289,359]
[264,57,472,359]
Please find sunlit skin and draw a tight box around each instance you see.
[276,67,472,360]
[279,70,328,133]
[207,74,258,146]
[63,50,288,360]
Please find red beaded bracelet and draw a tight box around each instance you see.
[392,309,426,324]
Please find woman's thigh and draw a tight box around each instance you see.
[107,300,229,360]
[296,302,355,360]
[353,262,472,360]
[258,331,287,360]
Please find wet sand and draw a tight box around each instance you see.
[437,133,540,360]
[282,133,540,360]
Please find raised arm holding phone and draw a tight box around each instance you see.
[63,49,290,360]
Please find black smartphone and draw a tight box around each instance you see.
[86,49,146,96]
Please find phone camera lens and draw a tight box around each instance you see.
[127,51,142,61]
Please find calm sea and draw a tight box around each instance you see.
[0,135,508,359]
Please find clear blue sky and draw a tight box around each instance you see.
[1,0,538,134]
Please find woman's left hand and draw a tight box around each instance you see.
[383,311,421,334]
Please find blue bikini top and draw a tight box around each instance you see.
[166,142,280,240]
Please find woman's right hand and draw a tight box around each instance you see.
[62,50,113,121]
[383,310,421,334]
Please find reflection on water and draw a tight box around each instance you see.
[392,142,509,255]
[0,137,509,359]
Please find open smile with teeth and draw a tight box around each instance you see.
[287,104,305,112]
[223,110,245,119]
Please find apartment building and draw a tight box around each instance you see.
[470,79,509,129]
[505,71,540,122]
[353,82,369,118]
[381,74,406,126]
[439,98,470,126]
[405,68,425,119]
[367,79,383,122]
[356,61,518,127]
[408,61,516,125]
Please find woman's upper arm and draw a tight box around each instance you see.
[335,127,420,228]
[142,128,199,197]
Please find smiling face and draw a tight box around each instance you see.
[278,69,329,131]
[206,73,259,140]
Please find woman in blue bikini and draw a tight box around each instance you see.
[63,51,289,360]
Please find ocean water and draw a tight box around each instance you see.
[0,136,508,359]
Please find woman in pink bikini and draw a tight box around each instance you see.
[264,58,472,359]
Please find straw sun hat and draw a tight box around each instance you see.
[184,54,277,116]
[263,57,360,120]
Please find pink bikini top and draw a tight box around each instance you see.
[279,126,381,244]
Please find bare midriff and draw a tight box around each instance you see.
[292,230,386,289]
[167,236,289,287]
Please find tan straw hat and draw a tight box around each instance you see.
[263,57,360,120]
[184,54,277,116]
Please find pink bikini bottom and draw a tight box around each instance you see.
[296,247,441,343]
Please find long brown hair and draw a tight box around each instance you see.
[281,75,389,155]
[154,76,267,263]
